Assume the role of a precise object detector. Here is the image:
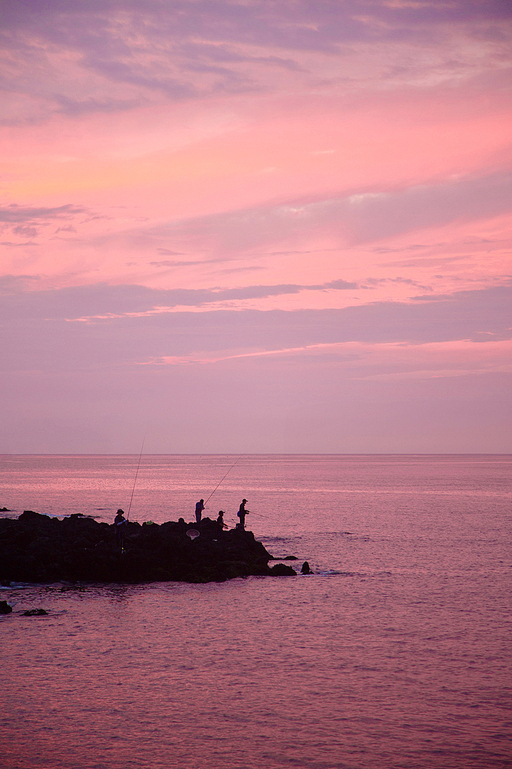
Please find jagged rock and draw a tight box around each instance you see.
[0,512,299,584]
[269,563,297,576]
[0,600,13,614]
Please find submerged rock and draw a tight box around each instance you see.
[0,512,297,585]
[23,608,48,616]
[0,600,13,614]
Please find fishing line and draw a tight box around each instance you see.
[127,435,146,520]
[204,455,243,506]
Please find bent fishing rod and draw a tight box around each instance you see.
[127,435,146,520]
[204,455,243,507]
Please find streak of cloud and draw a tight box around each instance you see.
[132,170,512,255]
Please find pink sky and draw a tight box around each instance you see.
[1,0,511,453]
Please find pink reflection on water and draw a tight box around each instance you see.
[2,456,511,768]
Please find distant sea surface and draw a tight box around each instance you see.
[1,454,511,769]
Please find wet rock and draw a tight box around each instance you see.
[300,561,312,574]
[0,511,295,585]
[269,563,296,576]
[0,600,13,614]
[23,608,48,616]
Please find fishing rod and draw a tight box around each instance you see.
[204,455,243,506]
[127,435,145,520]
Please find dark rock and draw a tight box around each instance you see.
[0,511,299,585]
[269,563,296,576]
[284,555,298,560]
[0,507,10,512]
[300,561,313,574]
[23,608,48,616]
[0,600,13,614]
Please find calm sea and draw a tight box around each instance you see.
[1,454,511,769]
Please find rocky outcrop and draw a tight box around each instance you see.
[0,600,13,614]
[0,511,296,584]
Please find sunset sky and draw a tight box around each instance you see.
[1,0,511,453]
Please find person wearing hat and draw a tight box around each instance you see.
[237,499,249,530]
[114,509,127,547]
[217,510,228,530]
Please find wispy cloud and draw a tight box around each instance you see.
[2,1,511,122]
[0,277,358,319]
[131,169,512,256]
[0,204,90,247]
[2,282,510,362]
[0,204,87,223]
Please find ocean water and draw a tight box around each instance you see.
[1,454,511,769]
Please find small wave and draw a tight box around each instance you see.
[315,570,362,577]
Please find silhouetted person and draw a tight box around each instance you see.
[195,499,205,523]
[237,499,249,530]
[217,510,227,530]
[114,508,127,548]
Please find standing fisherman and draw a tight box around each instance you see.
[195,499,205,523]
[114,508,127,548]
[237,499,249,530]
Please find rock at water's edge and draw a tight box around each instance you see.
[0,600,13,614]
[0,511,298,584]
[269,563,297,576]
[23,608,48,616]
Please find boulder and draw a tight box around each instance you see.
[269,563,296,576]
[23,608,48,616]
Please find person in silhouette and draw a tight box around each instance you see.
[237,499,249,530]
[217,510,227,530]
[114,509,127,547]
[195,499,205,523]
